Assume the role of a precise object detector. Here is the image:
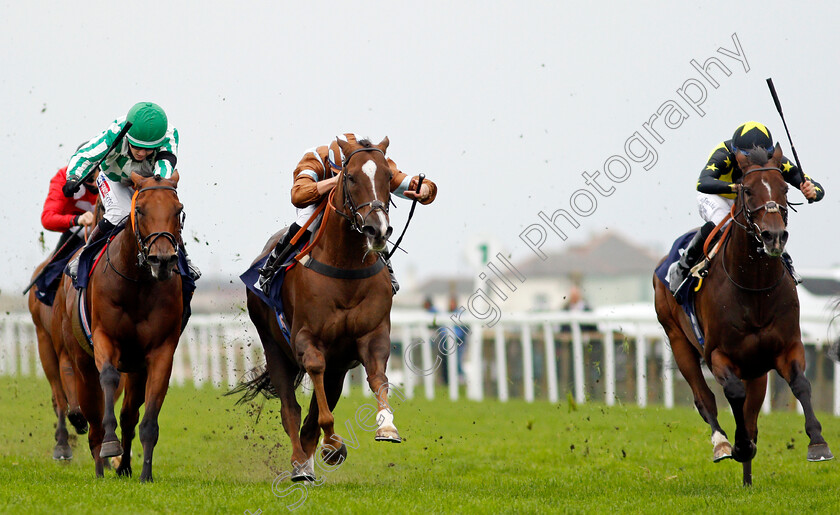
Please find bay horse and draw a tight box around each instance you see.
[240,137,400,481]
[28,260,89,460]
[654,144,833,485]
[60,171,185,481]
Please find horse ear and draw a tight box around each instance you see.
[336,137,352,156]
[771,143,783,164]
[130,171,144,189]
[376,136,390,154]
[734,150,750,170]
[169,170,180,186]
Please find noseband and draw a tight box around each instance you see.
[130,185,182,268]
[734,167,788,245]
[334,147,390,234]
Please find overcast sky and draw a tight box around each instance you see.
[2,1,839,296]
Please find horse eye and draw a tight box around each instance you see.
[347,175,356,184]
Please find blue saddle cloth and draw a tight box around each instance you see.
[34,233,85,306]
[655,230,705,346]
[68,223,196,317]
[240,251,295,345]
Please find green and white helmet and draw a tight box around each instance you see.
[126,102,168,148]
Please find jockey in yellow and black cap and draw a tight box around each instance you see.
[668,121,824,292]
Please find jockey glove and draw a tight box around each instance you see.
[62,180,81,198]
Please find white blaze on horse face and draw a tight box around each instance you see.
[361,159,388,237]
[762,178,773,198]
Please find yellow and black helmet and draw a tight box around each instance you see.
[732,121,774,154]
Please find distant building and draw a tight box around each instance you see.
[407,231,662,312]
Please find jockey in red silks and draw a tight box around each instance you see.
[41,163,98,254]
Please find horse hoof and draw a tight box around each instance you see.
[68,411,88,435]
[713,442,733,462]
[111,455,123,470]
[807,443,834,462]
[53,444,73,461]
[99,440,123,459]
[375,430,402,443]
[291,456,316,482]
[733,442,756,463]
[321,443,347,466]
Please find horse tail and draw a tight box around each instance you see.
[226,363,307,404]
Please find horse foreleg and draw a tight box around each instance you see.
[319,368,349,466]
[776,350,834,462]
[710,350,752,464]
[741,375,767,486]
[115,370,146,478]
[75,355,106,477]
[35,326,72,460]
[261,335,308,481]
[299,337,342,474]
[359,329,401,443]
[92,331,123,459]
[137,343,176,483]
[667,329,730,461]
[59,351,87,435]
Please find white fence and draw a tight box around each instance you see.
[2,308,839,415]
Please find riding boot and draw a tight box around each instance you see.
[181,247,201,281]
[66,219,114,281]
[781,251,802,285]
[258,223,309,295]
[668,221,715,294]
[384,256,399,295]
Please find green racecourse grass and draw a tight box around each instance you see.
[1,376,839,514]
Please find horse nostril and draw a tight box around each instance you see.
[761,230,774,244]
[385,226,393,239]
[363,225,377,238]
[781,231,789,244]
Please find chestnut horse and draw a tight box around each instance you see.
[654,145,833,485]
[60,171,185,481]
[240,137,400,481]
[28,260,89,460]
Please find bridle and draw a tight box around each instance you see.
[731,166,788,246]
[332,147,390,234]
[722,166,789,292]
[129,185,183,269]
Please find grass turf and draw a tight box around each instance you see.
[1,376,839,514]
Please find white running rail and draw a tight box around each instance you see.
[2,309,839,416]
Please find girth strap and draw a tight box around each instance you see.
[298,254,385,279]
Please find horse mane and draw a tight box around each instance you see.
[357,138,373,148]
[745,146,770,166]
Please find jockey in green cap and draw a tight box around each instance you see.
[668,121,824,292]
[63,102,200,281]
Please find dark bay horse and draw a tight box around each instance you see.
[654,144,833,485]
[60,171,185,481]
[28,260,89,460]
[241,137,400,481]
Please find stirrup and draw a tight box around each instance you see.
[66,256,80,281]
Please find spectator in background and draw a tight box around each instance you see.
[561,285,597,333]
[449,295,468,384]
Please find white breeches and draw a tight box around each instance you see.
[295,203,324,233]
[697,192,734,225]
[96,175,134,225]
